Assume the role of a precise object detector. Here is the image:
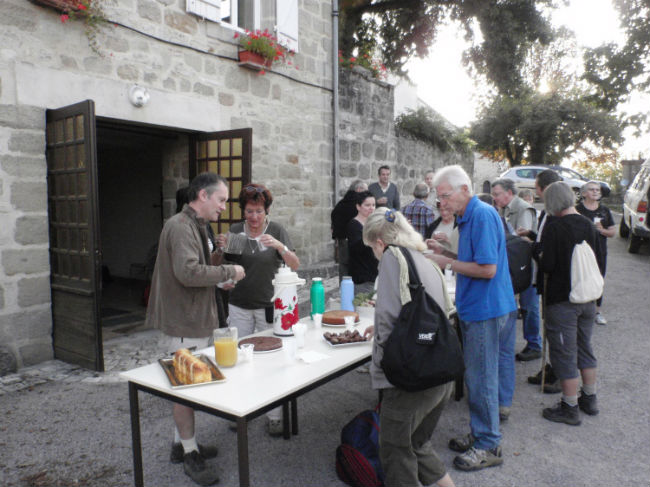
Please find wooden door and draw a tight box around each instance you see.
[190,129,253,234]
[46,100,103,371]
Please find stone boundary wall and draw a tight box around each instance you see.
[337,68,473,206]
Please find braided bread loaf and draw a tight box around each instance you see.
[173,348,212,384]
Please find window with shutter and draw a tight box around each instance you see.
[275,0,299,52]
[219,0,299,53]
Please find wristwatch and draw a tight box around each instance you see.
[280,245,289,256]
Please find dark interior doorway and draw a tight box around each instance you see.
[95,121,177,339]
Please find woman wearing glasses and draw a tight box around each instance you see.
[216,183,299,435]
[217,183,299,335]
[575,181,615,325]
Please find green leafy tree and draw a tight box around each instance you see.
[471,89,622,167]
[582,0,650,133]
[339,0,554,83]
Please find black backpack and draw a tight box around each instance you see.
[504,232,533,294]
[380,247,465,392]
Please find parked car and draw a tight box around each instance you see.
[620,157,650,253]
[499,165,611,198]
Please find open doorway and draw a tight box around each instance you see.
[95,120,188,340]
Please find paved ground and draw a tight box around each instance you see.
[1,232,649,487]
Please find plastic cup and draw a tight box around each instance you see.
[344,315,355,332]
[240,343,254,363]
[312,313,323,329]
[593,217,602,224]
[293,322,306,348]
[283,338,297,364]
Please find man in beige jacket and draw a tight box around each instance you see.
[146,172,244,486]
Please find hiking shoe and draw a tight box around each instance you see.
[453,446,503,471]
[183,450,219,486]
[448,433,475,453]
[516,346,542,361]
[267,418,284,437]
[171,443,218,464]
[578,392,599,416]
[542,401,581,426]
[543,380,562,394]
[499,406,511,421]
[595,312,607,325]
[528,364,556,385]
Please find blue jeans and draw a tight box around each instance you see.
[460,313,516,450]
[519,284,542,351]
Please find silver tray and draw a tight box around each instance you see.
[158,354,226,389]
[322,335,371,348]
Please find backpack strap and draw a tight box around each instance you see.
[397,246,422,288]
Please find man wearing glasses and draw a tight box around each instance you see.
[428,165,516,472]
[491,178,541,363]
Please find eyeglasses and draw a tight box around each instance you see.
[436,190,457,203]
[244,185,265,193]
[587,187,601,192]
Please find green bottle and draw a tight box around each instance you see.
[310,277,325,318]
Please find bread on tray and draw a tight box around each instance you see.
[173,348,212,385]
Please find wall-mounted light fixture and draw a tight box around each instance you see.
[128,84,150,107]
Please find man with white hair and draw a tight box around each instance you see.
[428,165,517,472]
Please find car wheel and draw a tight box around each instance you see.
[628,233,642,254]
[619,218,630,238]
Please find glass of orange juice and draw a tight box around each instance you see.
[213,327,238,367]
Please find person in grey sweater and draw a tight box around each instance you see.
[368,165,400,210]
[362,207,455,487]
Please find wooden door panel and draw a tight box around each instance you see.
[46,100,103,371]
[190,128,252,234]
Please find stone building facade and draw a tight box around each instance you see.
[0,0,472,372]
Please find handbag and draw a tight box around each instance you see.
[380,247,465,392]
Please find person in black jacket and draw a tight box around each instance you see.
[538,182,600,426]
[331,180,368,279]
[346,191,378,294]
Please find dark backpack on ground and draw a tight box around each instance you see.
[502,218,533,294]
[380,247,465,392]
[335,409,384,487]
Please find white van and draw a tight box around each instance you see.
[620,157,650,253]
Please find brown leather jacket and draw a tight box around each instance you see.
[145,205,237,338]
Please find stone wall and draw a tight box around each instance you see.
[337,68,474,205]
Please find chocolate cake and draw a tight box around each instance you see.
[238,336,283,352]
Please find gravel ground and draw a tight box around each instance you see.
[1,233,649,487]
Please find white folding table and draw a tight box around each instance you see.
[120,315,373,487]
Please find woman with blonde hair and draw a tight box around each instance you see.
[362,207,455,487]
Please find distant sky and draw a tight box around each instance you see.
[406,0,648,160]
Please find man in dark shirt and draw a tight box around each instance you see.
[368,165,400,210]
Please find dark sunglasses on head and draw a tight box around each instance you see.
[244,185,265,193]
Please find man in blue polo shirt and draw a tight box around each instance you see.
[429,165,517,472]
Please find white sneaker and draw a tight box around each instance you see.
[595,313,607,325]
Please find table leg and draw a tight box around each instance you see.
[128,382,144,487]
[282,402,290,440]
[290,398,298,435]
[236,418,250,487]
